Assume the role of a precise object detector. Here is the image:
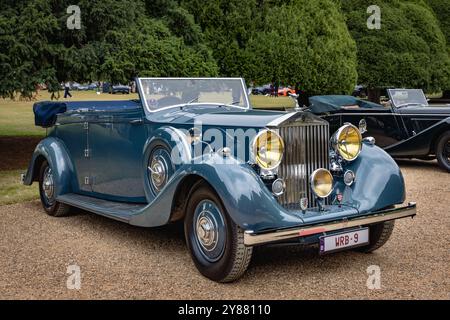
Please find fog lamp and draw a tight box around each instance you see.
[310,168,333,198]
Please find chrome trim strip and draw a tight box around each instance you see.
[322,112,450,117]
[171,127,192,162]
[322,113,394,116]
[244,203,417,246]
[267,112,299,127]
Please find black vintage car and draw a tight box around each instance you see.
[308,89,450,172]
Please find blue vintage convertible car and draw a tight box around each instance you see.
[23,78,416,282]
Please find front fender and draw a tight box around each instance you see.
[130,153,304,230]
[335,142,406,213]
[385,116,450,157]
[23,137,76,196]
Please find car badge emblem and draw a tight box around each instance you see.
[299,197,308,211]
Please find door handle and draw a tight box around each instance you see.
[129,119,143,125]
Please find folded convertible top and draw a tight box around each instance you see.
[33,101,67,128]
[308,95,382,113]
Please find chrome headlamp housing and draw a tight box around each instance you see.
[251,129,285,171]
[331,123,362,161]
[310,168,334,198]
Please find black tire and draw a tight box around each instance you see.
[184,182,252,282]
[436,131,450,172]
[356,220,395,253]
[38,160,71,217]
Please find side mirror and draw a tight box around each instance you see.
[288,92,299,99]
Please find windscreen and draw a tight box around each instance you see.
[138,78,249,111]
[388,89,428,108]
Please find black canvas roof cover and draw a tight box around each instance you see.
[308,95,382,113]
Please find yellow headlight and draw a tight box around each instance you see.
[310,168,334,198]
[332,124,362,161]
[252,129,284,170]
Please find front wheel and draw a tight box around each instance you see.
[38,160,71,217]
[436,131,450,172]
[184,182,252,282]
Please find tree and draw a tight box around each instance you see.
[244,0,357,94]
[0,0,218,99]
[181,0,260,78]
[0,0,61,98]
[426,0,450,97]
[182,0,357,94]
[342,0,450,102]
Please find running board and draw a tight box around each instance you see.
[57,193,146,223]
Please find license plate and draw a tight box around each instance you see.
[319,228,369,254]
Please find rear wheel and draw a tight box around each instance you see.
[436,131,450,172]
[184,182,252,282]
[355,220,395,253]
[38,160,71,217]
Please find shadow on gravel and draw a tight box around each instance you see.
[395,158,440,170]
[26,200,351,270]
[27,199,186,244]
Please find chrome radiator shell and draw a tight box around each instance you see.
[275,114,330,209]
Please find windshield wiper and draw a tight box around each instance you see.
[396,102,425,108]
[219,100,243,108]
[186,97,199,104]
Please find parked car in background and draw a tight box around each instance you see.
[111,84,131,94]
[251,84,271,95]
[77,84,89,91]
[24,78,416,282]
[70,82,81,90]
[352,85,367,98]
[308,89,450,172]
[278,86,296,96]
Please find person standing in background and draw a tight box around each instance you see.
[64,81,72,98]
[48,81,60,100]
[274,80,279,98]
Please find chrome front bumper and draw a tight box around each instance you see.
[244,202,417,246]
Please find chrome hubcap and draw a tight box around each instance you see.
[193,200,226,262]
[42,167,55,205]
[148,155,168,193]
[196,215,217,250]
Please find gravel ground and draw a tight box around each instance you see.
[0,160,449,300]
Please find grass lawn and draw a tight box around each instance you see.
[0,91,291,137]
[0,90,140,137]
[251,95,294,110]
[0,169,38,205]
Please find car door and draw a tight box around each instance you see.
[56,109,93,193]
[88,107,147,203]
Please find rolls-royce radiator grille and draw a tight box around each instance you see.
[277,121,329,209]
